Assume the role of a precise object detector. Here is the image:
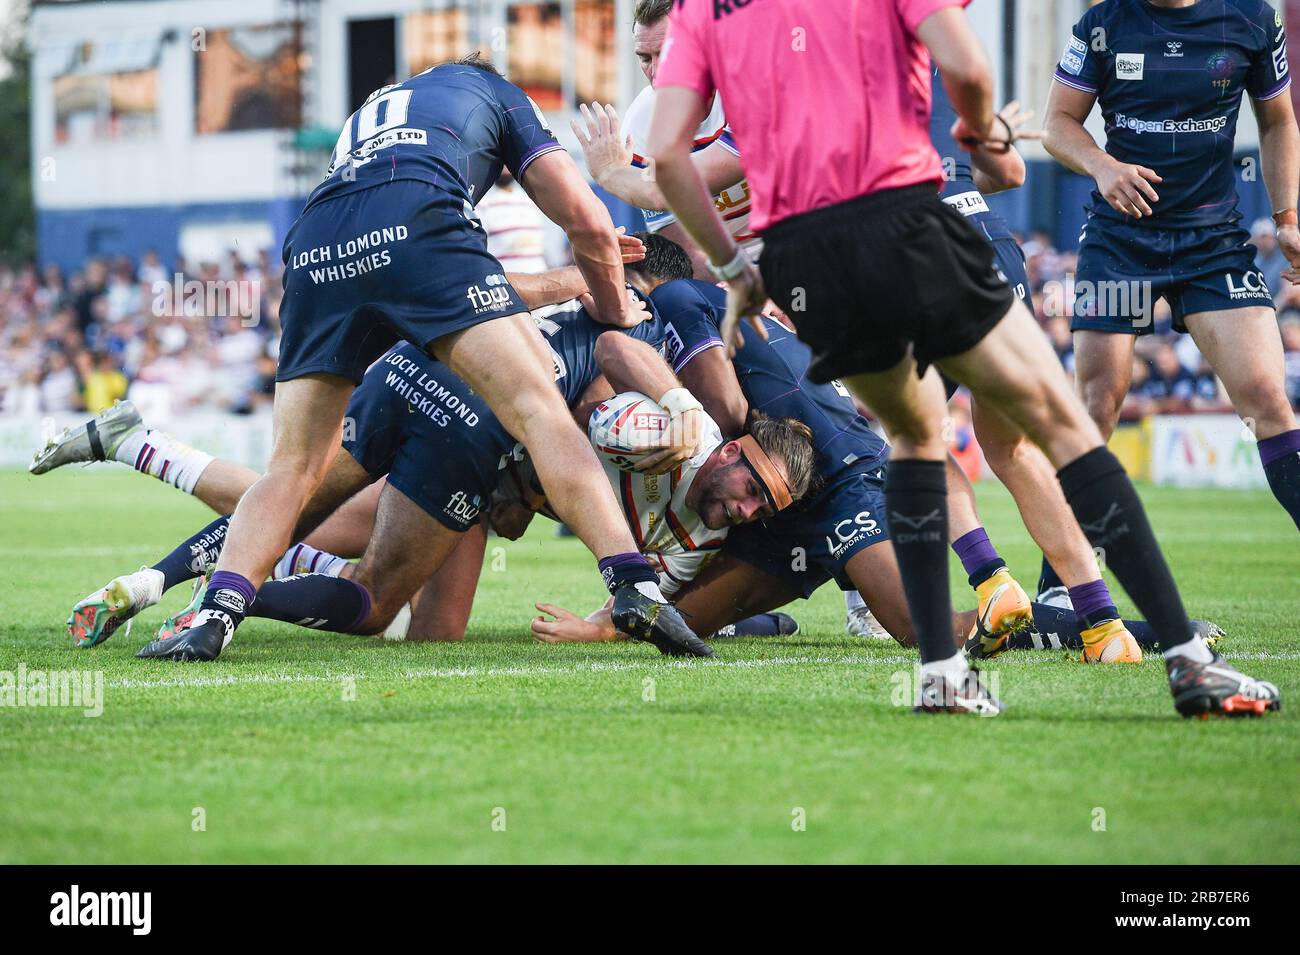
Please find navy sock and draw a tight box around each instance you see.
[198,571,257,630]
[716,613,790,637]
[1037,555,1065,595]
[1057,448,1192,648]
[884,459,952,664]
[151,515,230,592]
[598,552,658,595]
[1259,429,1300,531]
[249,574,373,634]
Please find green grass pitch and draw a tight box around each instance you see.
[1,467,1296,863]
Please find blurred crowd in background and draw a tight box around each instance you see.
[4,199,1300,418]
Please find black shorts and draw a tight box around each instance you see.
[277,180,527,384]
[758,184,1014,382]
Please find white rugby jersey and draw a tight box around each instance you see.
[622,85,760,254]
[598,410,728,598]
[476,183,549,273]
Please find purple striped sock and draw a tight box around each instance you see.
[1258,429,1300,467]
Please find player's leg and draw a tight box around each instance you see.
[136,374,356,660]
[939,300,1279,713]
[402,522,487,642]
[1071,330,1138,442]
[1185,306,1300,531]
[246,480,462,637]
[433,312,710,656]
[29,399,259,515]
[672,556,803,637]
[970,398,1140,663]
[842,355,971,673]
[944,449,1034,645]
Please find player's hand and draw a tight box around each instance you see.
[532,603,614,643]
[572,103,634,185]
[634,406,704,475]
[952,102,1040,154]
[616,227,646,264]
[720,258,769,355]
[1277,224,1300,285]
[600,286,651,328]
[1095,159,1162,219]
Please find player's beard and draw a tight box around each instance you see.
[693,464,740,530]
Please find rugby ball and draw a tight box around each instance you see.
[589,391,671,472]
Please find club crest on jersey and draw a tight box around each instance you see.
[1207,52,1235,89]
[1115,53,1145,81]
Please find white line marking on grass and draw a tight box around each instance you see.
[108,653,910,690]
[0,546,159,558]
[103,649,1300,692]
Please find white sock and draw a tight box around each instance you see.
[273,543,348,580]
[1163,636,1213,663]
[114,429,214,494]
[845,590,866,612]
[920,651,969,681]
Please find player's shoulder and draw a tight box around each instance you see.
[1224,0,1284,33]
[651,278,724,317]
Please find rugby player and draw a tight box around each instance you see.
[534,234,1214,658]
[928,66,1141,653]
[141,53,709,662]
[48,287,787,651]
[575,0,1068,651]
[644,0,1279,716]
[1043,0,1300,535]
[571,0,755,281]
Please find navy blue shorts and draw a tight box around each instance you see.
[943,233,1030,399]
[991,235,1030,308]
[278,180,527,384]
[342,346,515,532]
[723,462,890,599]
[1072,217,1273,335]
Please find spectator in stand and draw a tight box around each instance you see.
[1281,316,1300,408]
[1144,342,1197,413]
[475,172,550,274]
[1249,217,1289,305]
[80,349,129,413]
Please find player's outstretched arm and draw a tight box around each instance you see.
[674,342,748,437]
[572,102,744,211]
[1252,91,1300,284]
[516,149,635,327]
[506,232,647,311]
[532,602,622,643]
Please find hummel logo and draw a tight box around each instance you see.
[1164,41,1184,58]
[889,509,942,530]
[1080,502,1123,535]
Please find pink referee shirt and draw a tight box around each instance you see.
[655,0,967,232]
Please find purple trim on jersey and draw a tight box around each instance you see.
[513,142,565,182]
[672,337,724,373]
[1053,69,1097,94]
[1254,77,1292,102]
